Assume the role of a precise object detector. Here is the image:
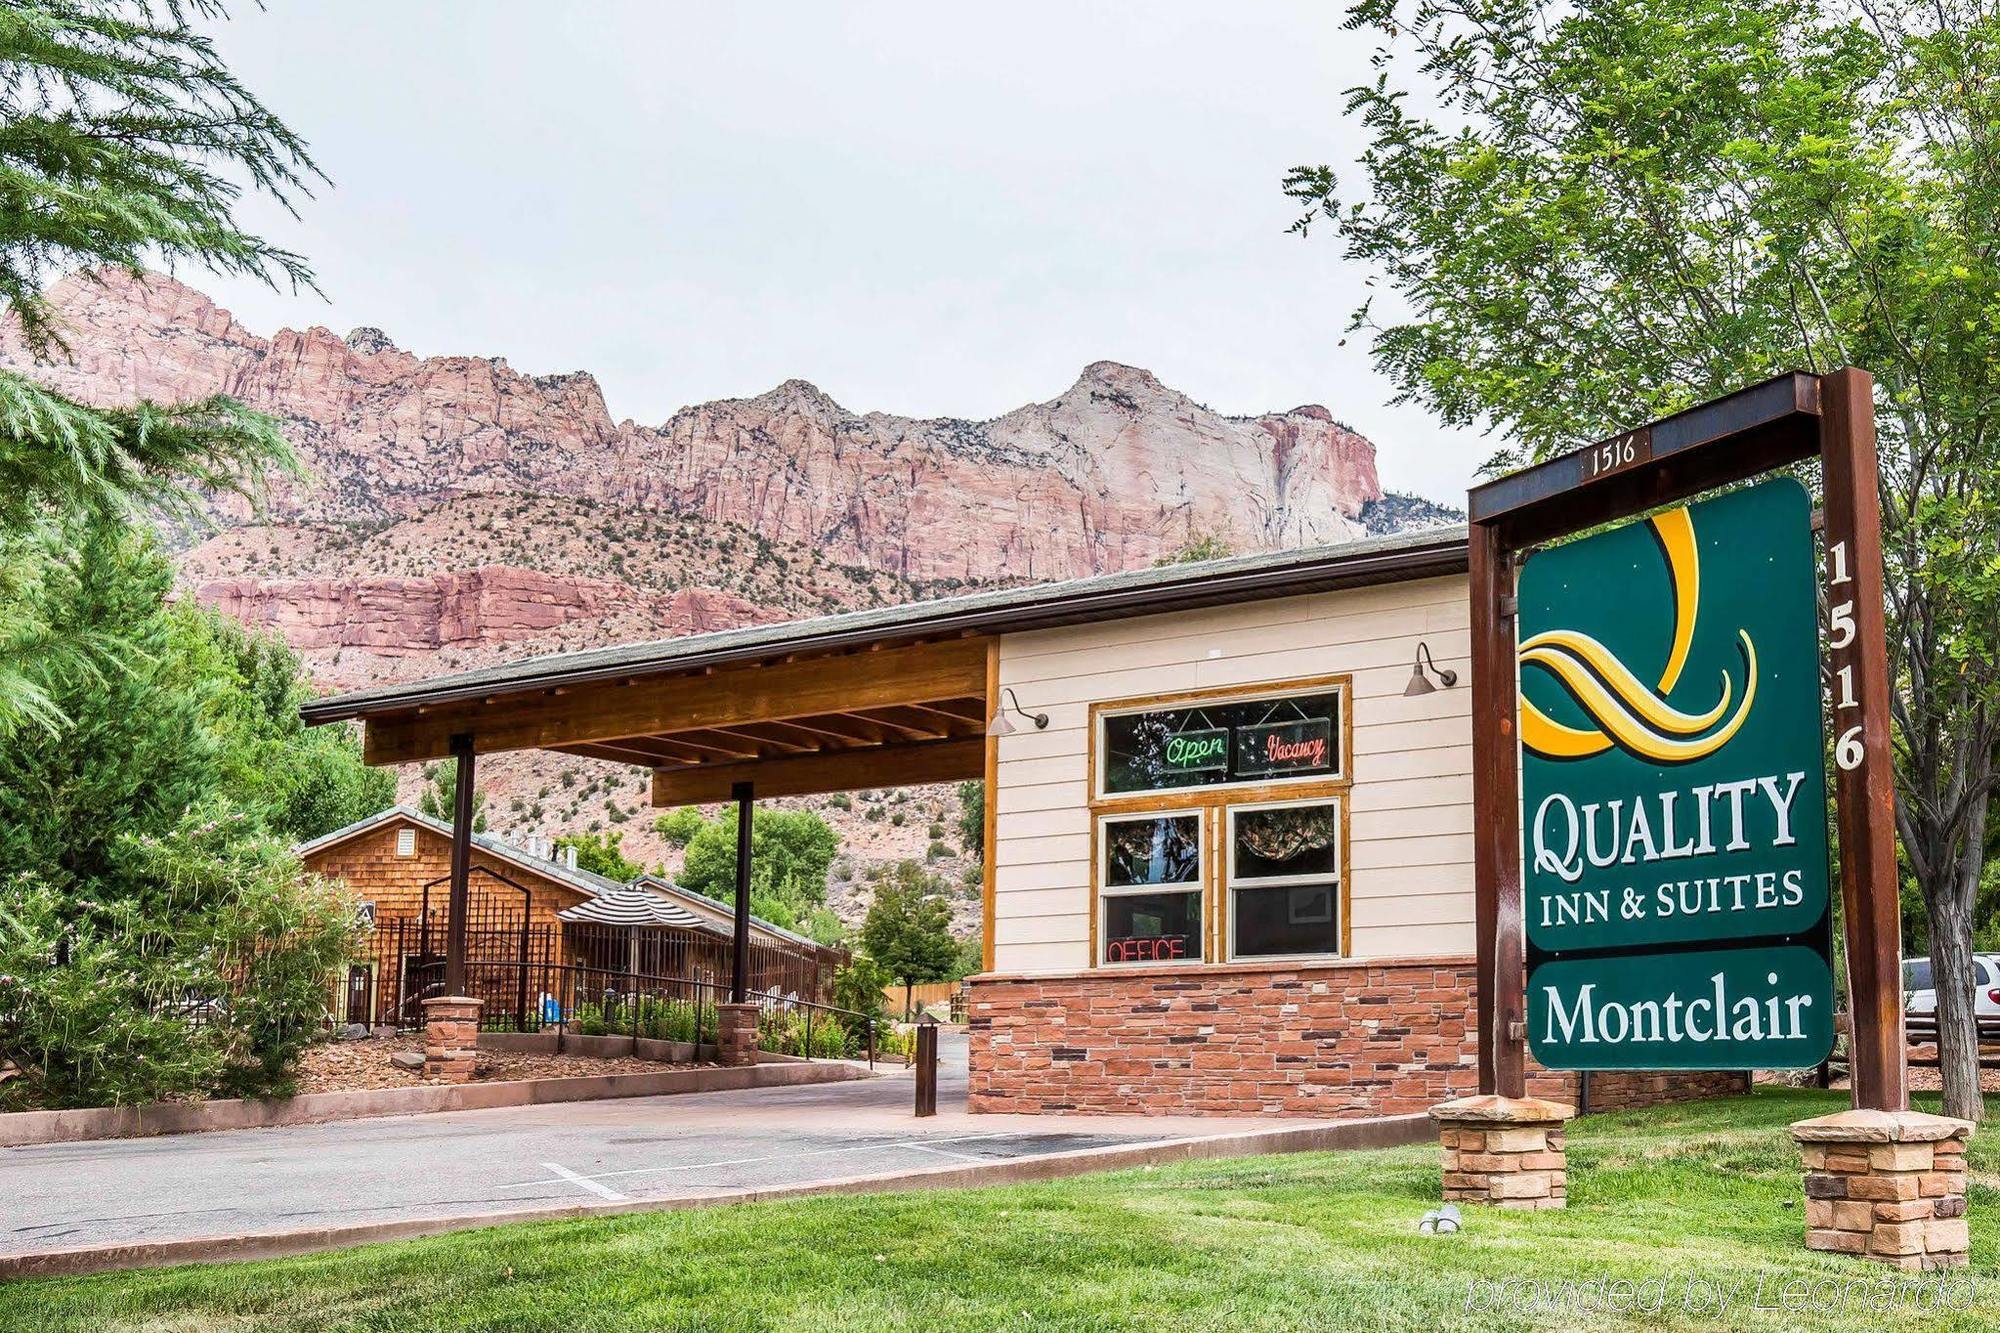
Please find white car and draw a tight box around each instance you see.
[1902,953,2000,1043]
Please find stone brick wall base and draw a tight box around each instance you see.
[717,1002,759,1068]
[1432,1093,1576,1210]
[970,961,1479,1116]
[1793,1109,1973,1270]
[421,996,482,1084]
[967,964,1745,1118]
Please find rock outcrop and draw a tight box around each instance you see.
[4,270,1384,585]
[194,566,774,656]
[0,269,1445,921]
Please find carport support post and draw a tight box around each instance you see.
[730,780,752,1003]
[443,732,476,998]
[427,731,482,1083]
[717,780,759,1067]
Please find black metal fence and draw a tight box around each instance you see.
[351,866,845,1034]
[562,920,842,1006]
[445,957,876,1064]
[364,916,561,1032]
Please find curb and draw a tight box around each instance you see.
[0,1113,1428,1280]
[0,1060,873,1149]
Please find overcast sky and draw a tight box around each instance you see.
[197,4,1485,504]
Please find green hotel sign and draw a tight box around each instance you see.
[1519,478,1834,1071]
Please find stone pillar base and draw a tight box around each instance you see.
[1792,1109,1973,1270]
[1431,1094,1577,1210]
[717,1001,759,1067]
[420,995,482,1084]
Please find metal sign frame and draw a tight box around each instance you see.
[1464,368,1905,1110]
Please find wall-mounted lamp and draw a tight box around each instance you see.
[987,687,1049,736]
[1403,641,1459,696]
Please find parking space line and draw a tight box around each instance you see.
[494,1133,1022,1191]
[893,1141,989,1162]
[540,1162,630,1202]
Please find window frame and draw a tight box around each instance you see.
[1223,795,1345,963]
[1086,674,1353,969]
[1095,807,1208,969]
[1091,679,1351,803]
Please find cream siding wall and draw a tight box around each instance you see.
[991,573,1473,974]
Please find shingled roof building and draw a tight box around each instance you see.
[297,807,844,1030]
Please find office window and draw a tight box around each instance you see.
[1099,811,1204,965]
[1227,798,1341,959]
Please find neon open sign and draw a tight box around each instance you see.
[1162,727,1229,772]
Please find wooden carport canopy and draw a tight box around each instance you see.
[300,528,1469,1006]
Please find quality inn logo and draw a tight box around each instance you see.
[1520,506,1758,765]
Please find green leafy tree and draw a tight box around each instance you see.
[831,954,891,1026]
[952,929,984,982]
[0,0,323,738]
[554,830,641,882]
[417,759,487,834]
[860,861,959,1018]
[801,906,849,949]
[1287,0,2000,1118]
[653,806,704,847]
[0,523,222,887]
[0,808,359,1109]
[0,524,360,1107]
[679,807,840,926]
[172,607,392,843]
[955,779,984,857]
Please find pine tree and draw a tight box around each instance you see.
[0,520,366,1107]
[0,1,324,737]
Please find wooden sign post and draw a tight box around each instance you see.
[1817,372,1906,1113]
[1440,371,1963,1261]
[1463,369,1904,1107]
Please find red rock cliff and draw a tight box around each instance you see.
[4,270,1384,587]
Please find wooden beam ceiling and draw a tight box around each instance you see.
[362,637,990,765]
[651,736,985,806]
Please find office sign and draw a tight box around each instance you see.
[1519,478,1833,1070]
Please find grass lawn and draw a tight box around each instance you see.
[5,1088,1998,1331]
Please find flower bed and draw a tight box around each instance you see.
[297,1035,688,1094]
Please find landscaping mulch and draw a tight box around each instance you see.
[296,1036,688,1093]
[1902,1044,2000,1093]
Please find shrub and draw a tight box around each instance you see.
[0,811,361,1109]
[570,1000,611,1037]
[755,1008,855,1059]
[640,998,700,1044]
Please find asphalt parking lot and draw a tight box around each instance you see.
[0,1034,1192,1261]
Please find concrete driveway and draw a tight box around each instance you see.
[1,1033,1318,1269]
